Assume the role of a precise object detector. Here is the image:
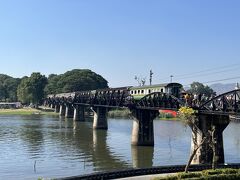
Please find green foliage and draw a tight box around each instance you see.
[177,172,202,179]
[108,109,131,118]
[45,69,108,94]
[0,74,20,102]
[202,169,224,176]
[159,113,174,119]
[0,69,108,104]
[154,168,240,180]
[178,107,196,124]
[187,82,216,97]
[17,73,47,104]
[222,168,239,174]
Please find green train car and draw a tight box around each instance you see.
[129,83,182,100]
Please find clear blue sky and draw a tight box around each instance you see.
[0,0,240,87]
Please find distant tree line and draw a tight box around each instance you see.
[0,69,108,105]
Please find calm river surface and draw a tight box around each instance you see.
[0,115,240,179]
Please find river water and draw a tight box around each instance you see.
[0,115,240,180]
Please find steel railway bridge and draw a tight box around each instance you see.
[45,88,240,165]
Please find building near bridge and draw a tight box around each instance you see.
[0,102,22,109]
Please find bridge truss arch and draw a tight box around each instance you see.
[135,92,184,110]
[199,89,240,115]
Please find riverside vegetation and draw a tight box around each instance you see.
[108,109,176,120]
[0,69,108,106]
[153,168,240,180]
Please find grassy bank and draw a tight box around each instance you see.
[154,168,240,180]
[0,107,57,115]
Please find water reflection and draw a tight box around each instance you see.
[0,116,240,180]
[49,118,130,171]
[20,117,44,157]
[131,146,154,168]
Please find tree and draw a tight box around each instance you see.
[17,77,32,104]
[0,74,21,102]
[17,73,47,105]
[179,107,219,172]
[178,107,205,172]
[44,74,61,94]
[134,76,146,86]
[45,69,108,94]
[187,82,216,97]
[4,78,21,101]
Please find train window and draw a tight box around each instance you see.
[141,90,144,94]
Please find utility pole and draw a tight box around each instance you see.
[170,75,173,83]
[150,70,153,85]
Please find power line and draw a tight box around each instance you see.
[158,63,240,81]
[174,66,240,80]
[202,76,240,84]
[183,75,240,86]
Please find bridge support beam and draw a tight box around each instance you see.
[73,105,85,121]
[92,107,108,130]
[50,104,55,109]
[54,105,60,113]
[59,105,66,116]
[191,114,230,164]
[65,105,74,118]
[131,109,159,146]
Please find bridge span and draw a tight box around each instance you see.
[45,87,240,165]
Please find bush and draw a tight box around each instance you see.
[108,109,131,118]
[177,172,202,179]
[153,168,240,180]
[202,169,223,176]
[222,168,239,174]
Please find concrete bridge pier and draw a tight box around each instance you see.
[65,104,74,118]
[48,103,52,108]
[50,104,55,109]
[54,105,60,113]
[91,107,108,130]
[191,114,230,164]
[131,109,159,146]
[59,104,66,116]
[73,105,85,121]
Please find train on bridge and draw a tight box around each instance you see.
[69,82,183,100]
[129,83,182,100]
[48,82,183,103]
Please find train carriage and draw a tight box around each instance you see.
[129,83,182,100]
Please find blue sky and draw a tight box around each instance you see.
[0,0,239,87]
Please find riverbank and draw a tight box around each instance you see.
[0,108,178,120]
[0,107,57,115]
